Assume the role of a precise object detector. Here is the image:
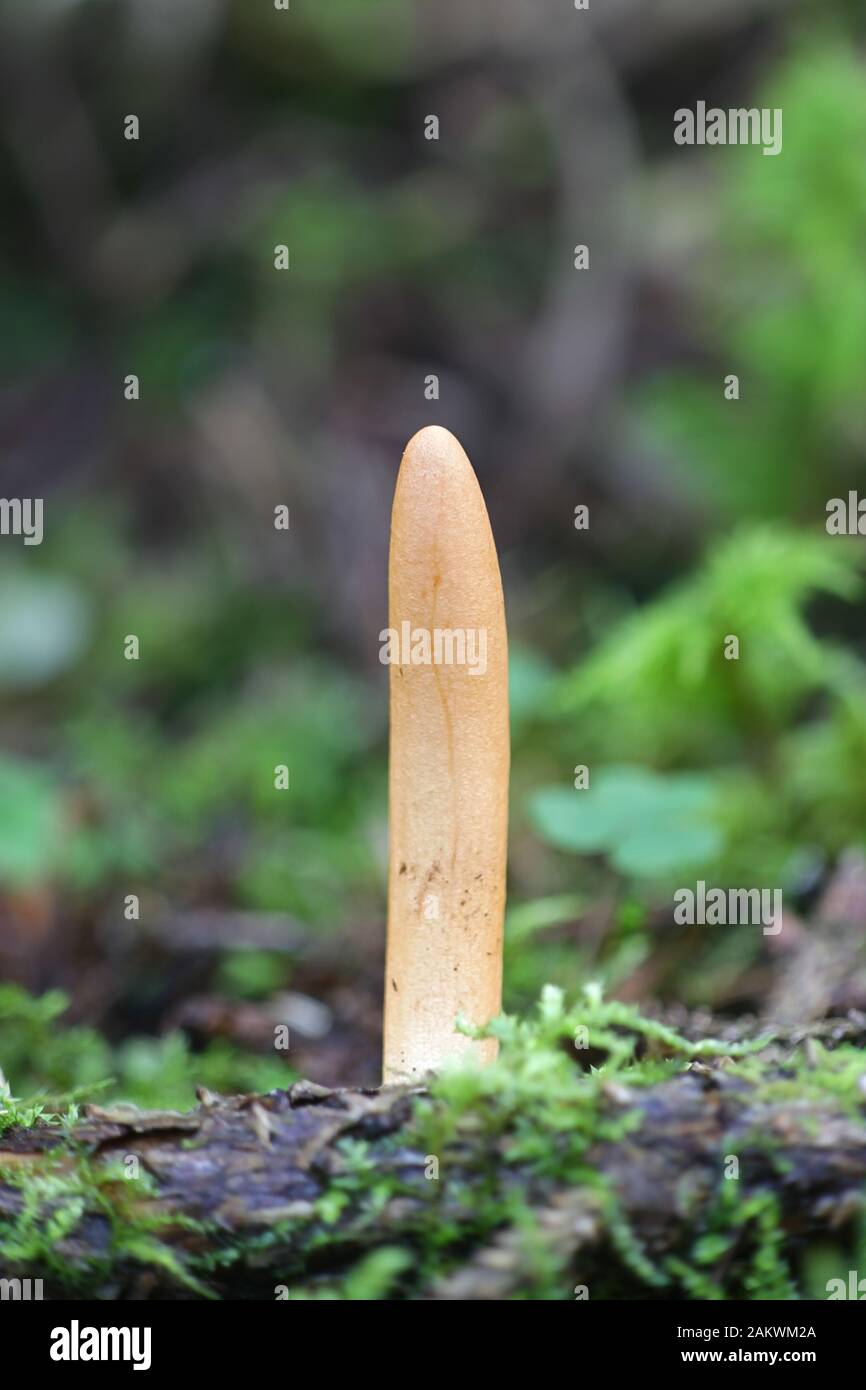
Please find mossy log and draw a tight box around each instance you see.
[2,1017,866,1300]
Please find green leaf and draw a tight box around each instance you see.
[530,767,723,879]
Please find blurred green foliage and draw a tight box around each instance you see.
[0,985,291,1118]
[527,526,866,895]
[637,44,866,520]
[0,756,64,888]
[0,511,384,921]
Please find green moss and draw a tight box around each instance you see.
[272,987,792,1299]
[0,1151,210,1297]
[678,1186,800,1301]
[730,1038,866,1116]
[1,986,862,1299]
[300,987,859,1300]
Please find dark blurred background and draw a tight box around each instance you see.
[1,1,865,1131]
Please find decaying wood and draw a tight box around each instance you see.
[2,1028,866,1300]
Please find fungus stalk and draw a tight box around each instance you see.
[383,426,509,1082]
